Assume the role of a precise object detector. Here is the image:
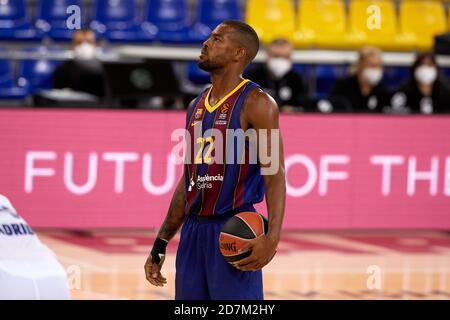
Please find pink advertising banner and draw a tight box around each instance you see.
[0,109,449,229]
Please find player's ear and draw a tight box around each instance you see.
[234,47,246,63]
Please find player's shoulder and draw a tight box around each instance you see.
[186,96,199,118]
[244,86,279,116]
[187,99,196,112]
[246,86,272,100]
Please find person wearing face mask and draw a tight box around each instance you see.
[330,46,389,113]
[52,29,106,98]
[391,53,450,114]
[244,38,307,112]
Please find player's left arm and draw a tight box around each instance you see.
[234,89,286,271]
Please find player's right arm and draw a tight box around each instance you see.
[144,164,186,287]
[156,173,187,241]
[145,99,196,287]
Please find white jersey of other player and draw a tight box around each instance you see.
[0,194,70,299]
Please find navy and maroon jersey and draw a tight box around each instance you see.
[184,79,265,216]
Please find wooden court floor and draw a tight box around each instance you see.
[37,229,450,300]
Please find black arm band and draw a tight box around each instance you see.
[150,238,168,264]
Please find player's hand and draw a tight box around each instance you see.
[144,255,167,287]
[232,235,278,271]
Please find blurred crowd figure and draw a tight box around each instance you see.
[330,46,389,113]
[392,53,450,114]
[330,46,450,114]
[244,38,307,113]
[52,29,106,97]
[46,32,450,114]
[243,40,450,114]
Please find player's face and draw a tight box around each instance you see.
[198,25,238,72]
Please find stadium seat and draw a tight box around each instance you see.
[442,67,450,82]
[246,0,296,44]
[90,0,150,42]
[347,0,402,50]
[35,0,85,41]
[383,66,409,91]
[0,0,42,41]
[143,0,196,43]
[398,0,448,51]
[191,0,243,43]
[294,0,347,49]
[187,61,210,85]
[292,63,313,81]
[0,58,28,100]
[315,65,343,99]
[16,48,62,94]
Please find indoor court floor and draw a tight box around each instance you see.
[37,229,450,300]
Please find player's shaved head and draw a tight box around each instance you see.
[198,20,260,72]
[220,20,260,66]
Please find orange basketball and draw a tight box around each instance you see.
[219,211,268,263]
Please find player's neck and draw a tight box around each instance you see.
[209,69,243,101]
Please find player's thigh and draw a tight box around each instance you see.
[175,218,209,300]
[205,222,264,300]
[208,257,264,299]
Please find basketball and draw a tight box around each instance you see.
[219,211,268,263]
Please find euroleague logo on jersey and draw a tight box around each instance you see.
[215,103,230,125]
[220,103,230,114]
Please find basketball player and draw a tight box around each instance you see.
[0,194,70,299]
[145,20,286,300]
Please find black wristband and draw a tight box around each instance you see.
[150,238,168,264]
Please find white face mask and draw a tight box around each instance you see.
[415,66,437,85]
[362,67,383,86]
[74,42,97,60]
[267,58,292,79]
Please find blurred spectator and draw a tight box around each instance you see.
[244,38,307,112]
[391,53,450,114]
[330,46,389,113]
[52,29,106,97]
